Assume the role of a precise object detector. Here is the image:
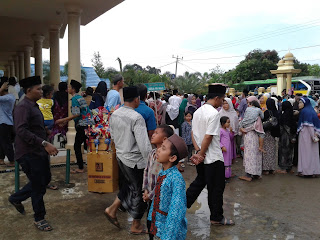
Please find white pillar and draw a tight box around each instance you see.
[18,52,25,80]
[286,73,292,95]
[32,34,45,81]
[66,5,82,151]
[14,56,19,80]
[50,25,61,90]
[24,46,32,78]
[5,65,10,77]
[10,60,15,77]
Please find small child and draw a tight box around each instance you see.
[240,100,265,152]
[181,111,194,166]
[142,125,174,240]
[220,116,235,182]
[148,134,188,240]
[37,85,54,130]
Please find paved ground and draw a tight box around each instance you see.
[0,156,319,240]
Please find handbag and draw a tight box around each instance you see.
[263,110,278,130]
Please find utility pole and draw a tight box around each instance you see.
[172,55,183,78]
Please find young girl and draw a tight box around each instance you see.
[143,125,174,240]
[181,111,194,166]
[240,99,265,152]
[220,116,235,182]
[37,85,54,130]
[148,134,188,240]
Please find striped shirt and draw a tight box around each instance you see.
[110,106,152,169]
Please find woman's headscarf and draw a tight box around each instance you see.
[265,98,280,137]
[247,96,259,103]
[219,98,239,135]
[271,97,279,110]
[178,96,188,125]
[297,97,320,134]
[95,81,108,97]
[259,95,268,112]
[185,94,197,113]
[308,96,317,108]
[280,101,296,133]
[53,82,68,107]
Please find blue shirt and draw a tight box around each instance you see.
[0,94,15,125]
[71,94,92,126]
[135,100,157,131]
[104,90,121,109]
[148,166,187,240]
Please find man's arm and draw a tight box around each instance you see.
[198,134,213,157]
[134,117,152,161]
[191,131,200,151]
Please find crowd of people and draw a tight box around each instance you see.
[1,74,320,238]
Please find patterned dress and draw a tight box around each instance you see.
[148,166,187,240]
[262,131,276,171]
[243,126,262,176]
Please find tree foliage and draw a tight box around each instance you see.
[91,51,105,78]
[61,62,87,90]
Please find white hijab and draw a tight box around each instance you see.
[219,98,240,135]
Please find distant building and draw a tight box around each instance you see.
[30,64,110,89]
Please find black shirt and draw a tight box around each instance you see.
[14,97,47,160]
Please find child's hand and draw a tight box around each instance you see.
[229,127,233,132]
[143,190,150,202]
[221,147,227,152]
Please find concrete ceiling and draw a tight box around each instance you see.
[0,0,124,70]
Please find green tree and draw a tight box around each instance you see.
[42,60,51,85]
[308,64,320,77]
[294,60,310,76]
[91,51,105,78]
[168,72,208,94]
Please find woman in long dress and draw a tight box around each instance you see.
[262,98,280,175]
[297,97,320,177]
[219,98,239,161]
[277,101,296,173]
[239,96,264,182]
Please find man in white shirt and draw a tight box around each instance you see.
[166,89,182,135]
[186,84,235,226]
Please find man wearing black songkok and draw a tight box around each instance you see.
[9,76,58,231]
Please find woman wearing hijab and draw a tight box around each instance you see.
[262,98,280,175]
[178,94,188,128]
[259,95,268,112]
[239,96,264,182]
[297,97,320,177]
[89,81,108,109]
[185,94,198,115]
[220,98,239,161]
[277,101,296,173]
[50,82,68,142]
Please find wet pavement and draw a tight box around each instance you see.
[0,156,319,240]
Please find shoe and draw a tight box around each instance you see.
[8,197,25,215]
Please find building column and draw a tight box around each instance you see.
[5,65,10,77]
[32,35,45,81]
[49,25,61,90]
[10,59,15,77]
[14,56,19,80]
[18,52,25,80]
[276,74,285,96]
[24,46,32,78]
[286,73,292,95]
[66,5,82,151]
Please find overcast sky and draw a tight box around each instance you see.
[42,0,320,76]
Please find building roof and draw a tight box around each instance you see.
[30,64,110,89]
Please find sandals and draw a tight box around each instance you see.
[129,225,148,235]
[34,219,53,231]
[71,169,85,174]
[46,184,59,190]
[211,217,235,226]
[104,211,121,229]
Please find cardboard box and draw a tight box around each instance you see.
[88,138,112,152]
[87,149,118,193]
